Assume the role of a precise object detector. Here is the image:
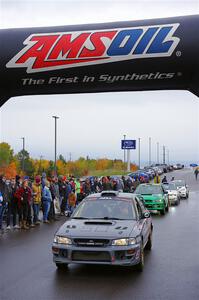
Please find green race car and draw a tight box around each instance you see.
[134,184,169,215]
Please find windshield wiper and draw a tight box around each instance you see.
[72,217,91,219]
[93,217,123,220]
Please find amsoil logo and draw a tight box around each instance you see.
[6,24,180,73]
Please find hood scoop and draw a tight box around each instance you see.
[84,221,113,225]
[115,226,128,230]
[66,224,76,229]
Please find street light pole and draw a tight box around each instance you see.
[149,137,152,166]
[52,116,59,176]
[21,137,25,173]
[167,149,170,165]
[138,138,141,168]
[163,145,166,164]
[157,142,159,165]
[123,134,126,166]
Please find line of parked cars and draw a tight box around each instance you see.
[128,163,177,183]
[133,179,189,216]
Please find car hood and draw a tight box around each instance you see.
[56,219,138,239]
[168,190,177,194]
[142,194,163,200]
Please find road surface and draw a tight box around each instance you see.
[0,168,199,300]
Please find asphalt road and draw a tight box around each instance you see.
[0,168,199,300]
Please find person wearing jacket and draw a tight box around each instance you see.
[154,173,161,184]
[0,175,9,233]
[15,179,32,229]
[32,176,42,225]
[68,191,76,215]
[42,180,52,223]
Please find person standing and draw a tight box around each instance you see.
[68,191,76,216]
[162,176,168,184]
[154,173,161,184]
[75,178,81,204]
[15,179,32,230]
[42,180,52,223]
[194,168,199,180]
[32,176,42,225]
[0,175,9,233]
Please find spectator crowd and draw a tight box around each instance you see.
[0,174,138,234]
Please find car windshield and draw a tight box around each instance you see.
[173,180,185,187]
[72,199,136,220]
[163,183,176,191]
[135,185,162,195]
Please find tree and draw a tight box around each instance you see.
[46,160,54,177]
[0,142,14,167]
[59,154,66,164]
[16,149,35,176]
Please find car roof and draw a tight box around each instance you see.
[85,191,137,201]
[137,183,161,186]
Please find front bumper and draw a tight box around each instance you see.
[144,201,165,211]
[52,243,141,266]
[179,191,187,198]
[168,195,178,204]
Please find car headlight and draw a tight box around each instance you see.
[54,235,72,245]
[111,238,136,246]
[156,199,163,202]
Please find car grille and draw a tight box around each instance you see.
[72,251,111,262]
[74,238,110,247]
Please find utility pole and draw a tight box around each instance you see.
[157,142,159,165]
[127,149,131,172]
[123,134,126,173]
[21,137,25,173]
[149,137,152,166]
[69,152,72,161]
[167,149,170,165]
[52,116,59,176]
[163,145,166,164]
[138,138,141,169]
[123,134,126,165]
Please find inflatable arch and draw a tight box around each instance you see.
[0,14,198,107]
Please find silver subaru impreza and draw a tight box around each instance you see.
[52,191,153,271]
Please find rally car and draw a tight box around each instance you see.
[134,183,169,215]
[52,191,153,272]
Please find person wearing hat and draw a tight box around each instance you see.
[42,180,52,223]
[32,175,42,225]
[15,179,32,229]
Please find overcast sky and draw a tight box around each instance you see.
[0,0,199,165]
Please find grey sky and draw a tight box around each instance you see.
[0,0,199,165]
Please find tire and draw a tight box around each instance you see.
[165,203,169,212]
[175,199,179,206]
[56,263,68,270]
[160,207,165,215]
[136,244,144,272]
[145,232,152,251]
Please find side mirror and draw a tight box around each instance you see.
[143,211,150,218]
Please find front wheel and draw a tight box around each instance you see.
[55,263,68,270]
[160,207,165,215]
[135,244,144,272]
[145,232,152,251]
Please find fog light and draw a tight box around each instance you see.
[52,246,59,254]
[127,249,136,255]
